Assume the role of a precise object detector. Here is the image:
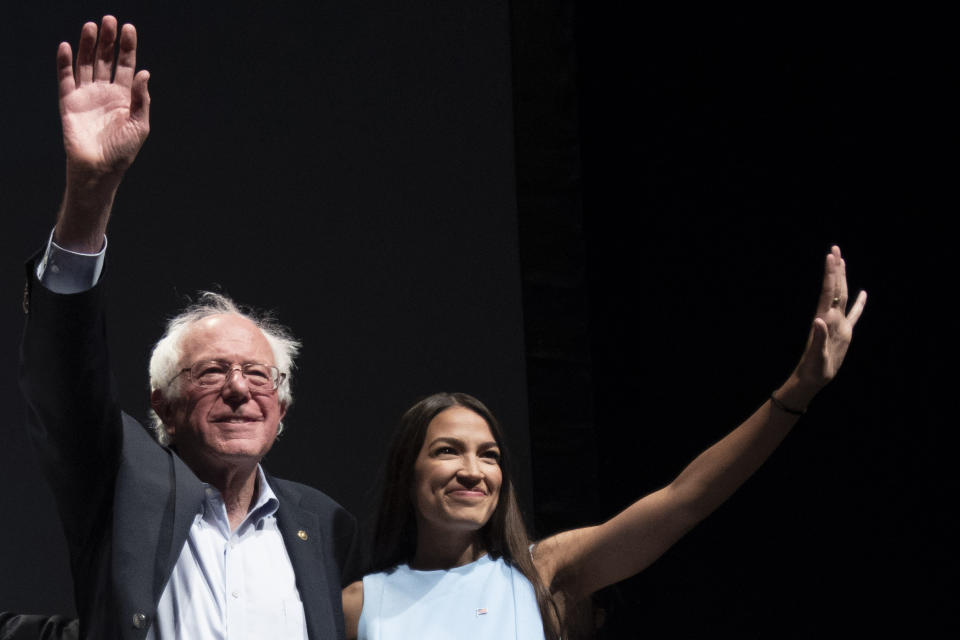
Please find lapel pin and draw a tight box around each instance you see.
[297,529,308,540]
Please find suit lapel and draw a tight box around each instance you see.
[112,414,205,637]
[158,453,206,596]
[272,480,339,640]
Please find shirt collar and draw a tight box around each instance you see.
[200,465,280,533]
[249,465,280,524]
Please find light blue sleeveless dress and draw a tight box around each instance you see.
[358,554,546,639]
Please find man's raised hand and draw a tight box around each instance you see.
[59,16,149,176]
[55,16,150,252]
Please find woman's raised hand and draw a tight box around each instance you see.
[791,245,867,395]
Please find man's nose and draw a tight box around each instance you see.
[220,367,252,404]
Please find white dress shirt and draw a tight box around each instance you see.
[148,467,307,640]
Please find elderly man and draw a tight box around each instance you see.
[20,16,358,639]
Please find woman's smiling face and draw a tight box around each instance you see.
[411,406,503,537]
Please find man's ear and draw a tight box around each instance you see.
[150,388,176,442]
[274,402,289,438]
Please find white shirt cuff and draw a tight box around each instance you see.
[36,228,107,294]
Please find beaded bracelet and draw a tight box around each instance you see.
[769,393,805,416]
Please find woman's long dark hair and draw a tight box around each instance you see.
[367,392,562,640]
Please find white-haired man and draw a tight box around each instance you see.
[20,17,358,640]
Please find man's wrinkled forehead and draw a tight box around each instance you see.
[178,314,275,366]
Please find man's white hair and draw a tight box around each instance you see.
[148,292,301,445]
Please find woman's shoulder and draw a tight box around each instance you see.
[344,579,364,600]
[342,580,364,640]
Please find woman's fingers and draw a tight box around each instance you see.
[847,290,867,327]
[834,246,849,308]
[811,317,829,359]
[819,250,839,316]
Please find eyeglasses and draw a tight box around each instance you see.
[169,360,286,391]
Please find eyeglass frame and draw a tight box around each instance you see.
[167,359,287,392]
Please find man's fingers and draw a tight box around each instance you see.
[76,21,97,85]
[130,70,151,125]
[847,290,867,327]
[114,23,138,88]
[94,16,118,82]
[56,42,76,98]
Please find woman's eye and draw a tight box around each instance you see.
[435,446,457,456]
[482,450,501,462]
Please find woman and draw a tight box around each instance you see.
[342,246,867,639]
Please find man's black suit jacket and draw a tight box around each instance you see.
[19,266,359,640]
[0,614,77,640]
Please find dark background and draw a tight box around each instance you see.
[1,2,951,637]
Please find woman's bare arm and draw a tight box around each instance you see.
[342,581,364,640]
[534,246,867,600]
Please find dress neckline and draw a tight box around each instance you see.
[402,552,492,574]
